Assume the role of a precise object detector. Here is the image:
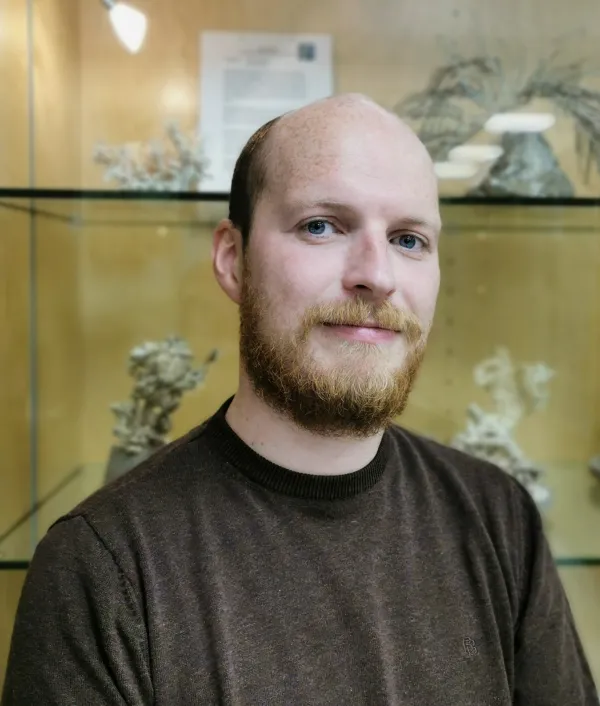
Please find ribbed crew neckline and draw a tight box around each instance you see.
[203,397,391,501]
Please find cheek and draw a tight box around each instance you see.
[253,255,313,331]
[260,246,339,326]
[399,265,440,325]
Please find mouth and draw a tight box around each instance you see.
[323,322,400,333]
[321,322,400,343]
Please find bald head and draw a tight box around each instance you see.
[228,93,438,247]
[274,92,429,153]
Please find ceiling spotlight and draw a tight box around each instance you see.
[448,145,504,163]
[102,0,147,54]
[484,112,556,134]
[434,162,480,180]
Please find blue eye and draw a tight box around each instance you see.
[302,219,336,237]
[393,234,424,251]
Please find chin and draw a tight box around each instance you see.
[314,347,404,380]
[315,335,406,364]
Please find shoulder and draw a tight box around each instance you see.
[385,422,541,544]
[62,421,212,520]
[385,423,547,613]
[387,422,525,492]
[43,419,221,581]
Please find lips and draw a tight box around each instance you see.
[321,323,399,343]
[323,322,398,332]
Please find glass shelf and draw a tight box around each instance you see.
[2,188,600,204]
[538,461,600,566]
[0,189,230,228]
[1,188,600,228]
[0,463,106,567]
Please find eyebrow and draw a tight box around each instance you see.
[285,199,353,216]
[399,215,442,235]
[285,199,441,235]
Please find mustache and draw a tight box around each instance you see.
[302,299,423,343]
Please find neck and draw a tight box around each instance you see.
[225,378,385,476]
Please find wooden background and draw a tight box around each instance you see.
[1,0,599,690]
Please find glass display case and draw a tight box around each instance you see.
[1,189,600,684]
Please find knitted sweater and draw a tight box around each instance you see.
[2,397,598,705]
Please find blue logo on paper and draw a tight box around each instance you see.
[298,42,316,61]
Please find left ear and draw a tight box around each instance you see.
[212,219,244,304]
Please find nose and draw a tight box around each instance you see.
[341,231,396,303]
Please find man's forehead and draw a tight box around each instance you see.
[259,105,440,230]
[268,130,436,188]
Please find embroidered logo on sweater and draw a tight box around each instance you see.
[462,637,478,658]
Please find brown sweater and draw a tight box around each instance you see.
[2,397,598,705]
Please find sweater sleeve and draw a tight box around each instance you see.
[512,484,599,706]
[1,516,153,706]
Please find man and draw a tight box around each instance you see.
[2,94,598,705]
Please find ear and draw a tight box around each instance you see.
[212,219,244,305]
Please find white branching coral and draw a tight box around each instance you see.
[110,336,218,455]
[93,122,210,191]
[451,347,555,507]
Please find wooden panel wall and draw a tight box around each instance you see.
[1,0,82,688]
[0,0,33,559]
[0,572,26,694]
[0,207,31,562]
[0,0,30,186]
